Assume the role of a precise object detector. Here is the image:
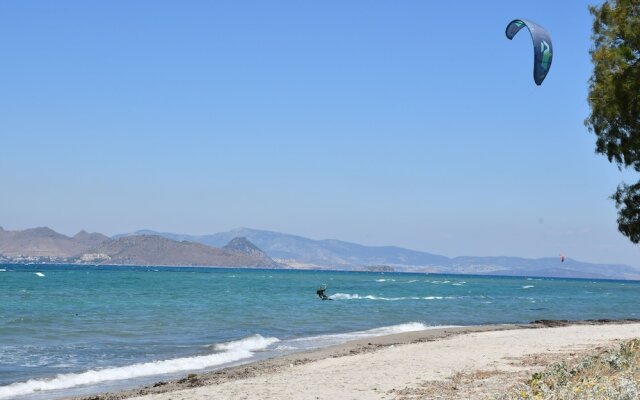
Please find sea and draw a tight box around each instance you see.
[1,264,639,399]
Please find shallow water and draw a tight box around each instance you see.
[1,264,638,399]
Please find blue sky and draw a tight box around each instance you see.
[1,1,639,266]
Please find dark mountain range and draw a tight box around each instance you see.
[78,235,280,268]
[118,228,640,280]
[0,227,279,268]
[73,230,110,248]
[116,228,451,267]
[222,237,278,266]
[0,226,109,257]
[2,226,638,279]
[446,256,640,280]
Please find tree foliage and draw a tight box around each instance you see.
[586,0,640,243]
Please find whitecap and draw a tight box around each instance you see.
[34,272,45,277]
[522,285,534,289]
[0,334,279,399]
[330,293,455,301]
[330,293,407,301]
[282,322,460,351]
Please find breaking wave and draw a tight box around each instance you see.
[283,322,459,351]
[330,293,454,301]
[0,334,279,399]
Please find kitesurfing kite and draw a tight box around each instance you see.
[505,19,553,85]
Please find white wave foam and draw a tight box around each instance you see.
[407,280,418,283]
[274,344,296,351]
[0,334,279,399]
[0,269,6,272]
[330,293,454,301]
[34,272,45,277]
[362,322,432,335]
[213,334,279,352]
[375,279,395,282]
[522,285,535,289]
[330,293,406,301]
[285,322,459,351]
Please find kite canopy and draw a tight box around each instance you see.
[505,19,553,85]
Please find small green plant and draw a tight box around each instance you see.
[496,338,640,399]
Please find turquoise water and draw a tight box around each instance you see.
[1,264,639,399]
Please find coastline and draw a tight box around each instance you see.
[71,319,640,400]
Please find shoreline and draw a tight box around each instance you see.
[70,319,640,400]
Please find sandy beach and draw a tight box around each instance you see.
[76,320,640,400]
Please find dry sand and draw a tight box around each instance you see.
[81,321,640,400]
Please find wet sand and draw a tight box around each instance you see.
[76,320,640,400]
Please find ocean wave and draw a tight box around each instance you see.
[522,285,535,289]
[284,322,458,350]
[330,293,454,301]
[0,334,279,399]
[212,334,279,352]
[330,293,406,301]
[361,322,433,335]
[375,279,395,282]
[34,272,45,277]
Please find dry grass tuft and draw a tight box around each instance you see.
[495,338,640,400]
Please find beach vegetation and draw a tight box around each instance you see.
[586,0,640,243]
[498,338,640,399]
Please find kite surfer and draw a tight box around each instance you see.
[316,284,331,300]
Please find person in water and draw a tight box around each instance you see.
[316,285,329,300]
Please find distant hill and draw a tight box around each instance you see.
[447,256,640,280]
[116,228,451,267]
[118,228,640,280]
[0,227,108,257]
[78,235,280,268]
[3,226,639,279]
[222,237,278,266]
[73,230,111,248]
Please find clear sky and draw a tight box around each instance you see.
[1,1,639,267]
